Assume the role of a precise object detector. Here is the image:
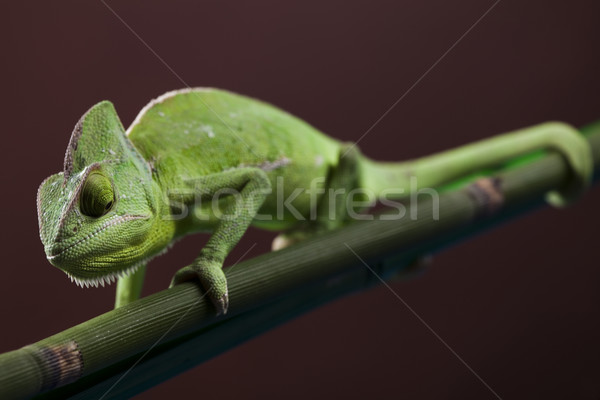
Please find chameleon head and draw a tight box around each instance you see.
[37,101,168,287]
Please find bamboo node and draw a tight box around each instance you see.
[37,340,84,390]
[466,177,504,216]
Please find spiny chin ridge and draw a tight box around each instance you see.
[65,262,144,288]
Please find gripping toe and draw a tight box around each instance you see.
[171,261,229,315]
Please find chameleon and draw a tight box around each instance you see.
[36,88,593,315]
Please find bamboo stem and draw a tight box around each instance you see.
[1,123,599,400]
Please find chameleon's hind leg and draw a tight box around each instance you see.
[273,144,365,250]
[114,264,147,308]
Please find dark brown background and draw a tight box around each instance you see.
[2,1,599,399]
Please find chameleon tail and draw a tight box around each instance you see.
[359,121,593,207]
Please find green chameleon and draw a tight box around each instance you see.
[36,88,592,315]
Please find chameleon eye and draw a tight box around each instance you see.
[80,171,115,218]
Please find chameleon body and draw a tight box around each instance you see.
[37,88,593,314]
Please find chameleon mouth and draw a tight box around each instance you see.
[63,262,144,288]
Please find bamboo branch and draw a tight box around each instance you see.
[1,122,599,400]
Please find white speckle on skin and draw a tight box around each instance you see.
[314,155,324,167]
[258,157,292,171]
[222,157,291,173]
[201,125,215,138]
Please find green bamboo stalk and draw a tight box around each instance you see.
[1,121,599,400]
[36,270,367,400]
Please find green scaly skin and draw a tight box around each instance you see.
[37,88,593,315]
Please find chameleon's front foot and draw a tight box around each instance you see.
[170,261,229,315]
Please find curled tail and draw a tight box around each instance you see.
[358,121,592,207]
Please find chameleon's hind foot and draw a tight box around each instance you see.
[170,261,229,315]
[272,228,325,251]
[272,233,301,251]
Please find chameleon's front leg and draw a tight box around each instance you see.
[115,264,147,308]
[170,168,271,315]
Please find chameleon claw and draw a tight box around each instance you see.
[171,263,229,315]
[213,292,229,316]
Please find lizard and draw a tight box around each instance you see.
[36,88,593,315]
